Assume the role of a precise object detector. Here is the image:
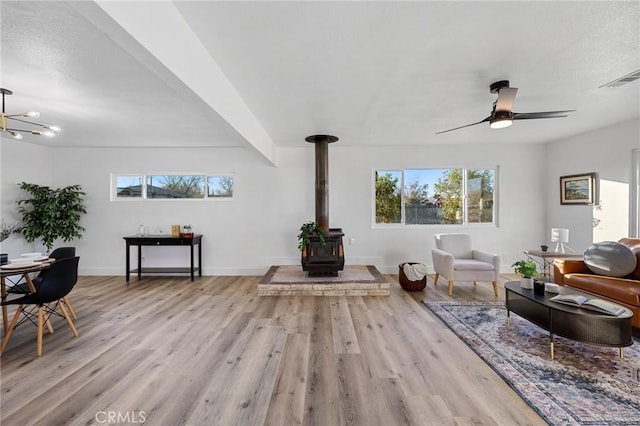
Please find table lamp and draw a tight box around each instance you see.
[551,228,573,253]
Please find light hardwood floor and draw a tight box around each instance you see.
[0,273,545,426]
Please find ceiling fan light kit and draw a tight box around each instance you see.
[0,88,61,140]
[489,111,513,129]
[436,80,575,134]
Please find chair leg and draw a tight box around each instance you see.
[58,301,79,337]
[37,307,44,356]
[448,281,454,296]
[434,273,439,286]
[492,281,498,297]
[63,296,77,320]
[1,305,24,354]
[45,316,55,334]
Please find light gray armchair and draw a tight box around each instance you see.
[432,233,500,296]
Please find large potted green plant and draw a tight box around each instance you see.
[16,182,87,252]
[512,259,538,289]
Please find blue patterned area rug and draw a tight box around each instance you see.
[422,300,640,425]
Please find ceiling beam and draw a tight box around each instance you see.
[95,1,276,165]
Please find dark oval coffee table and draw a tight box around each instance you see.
[504,281,633,360]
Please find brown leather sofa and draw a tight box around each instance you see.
[553,238,640,330]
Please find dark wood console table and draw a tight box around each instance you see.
[123,234,203,282]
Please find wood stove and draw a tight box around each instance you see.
[301,135,345,277]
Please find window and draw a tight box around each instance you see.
[147,175,204,199]
[207,176,234,198]
[112,173,234,200]
[374,168,496,225]
[375,170,401,223]
[116,176,144,198]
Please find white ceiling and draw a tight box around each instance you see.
[1,1,639,162]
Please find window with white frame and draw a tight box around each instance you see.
[112,174,234,200]
[115,176,144,198]
[374,168,496,225]
[207,176,234,198]
[147,175,205,199]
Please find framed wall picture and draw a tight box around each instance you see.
[560,173,596,205]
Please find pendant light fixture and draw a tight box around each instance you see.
[0,88,61,140]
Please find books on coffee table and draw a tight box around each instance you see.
[549,294,626,316]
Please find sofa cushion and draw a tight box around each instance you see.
[583,241,637,277]
[564,274,640,307]
[453,259,494,271]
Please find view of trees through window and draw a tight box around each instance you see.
[375,168,495,225]
[114,174,234,200]
[147,175,205,199]
[207,176,234,197]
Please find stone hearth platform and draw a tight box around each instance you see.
[258,265,389,296]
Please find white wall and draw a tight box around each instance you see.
[328,143,547,273]
[592,179,629,242]
[47,146,283,276]
[0,139,54,257]
[3,138,549,276]
[545,118,640,252]
[4,121,637,276]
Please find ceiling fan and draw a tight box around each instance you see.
[435,80,575,134]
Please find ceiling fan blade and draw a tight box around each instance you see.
[435,117,490,134]
[513,110,575,120]
[495,87,518,112]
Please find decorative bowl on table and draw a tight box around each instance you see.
[9,258,37,266]
[20,252,42,259]
[545,283,560,293]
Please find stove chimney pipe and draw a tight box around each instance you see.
[305,134,338,231]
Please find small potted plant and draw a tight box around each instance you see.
[297,221,325,252]
[181,225,194,238]
[512,259,538,289]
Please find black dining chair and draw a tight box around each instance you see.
[1,256,80,356]
[8,247,78,319]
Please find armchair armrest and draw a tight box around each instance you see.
[432,248,455,277]
[472,249,501,281]
[472,249,500,267]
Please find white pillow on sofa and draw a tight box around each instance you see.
[583,241,637,277]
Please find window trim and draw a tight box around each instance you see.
[372,166,499,227]
[110,173,235,201]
